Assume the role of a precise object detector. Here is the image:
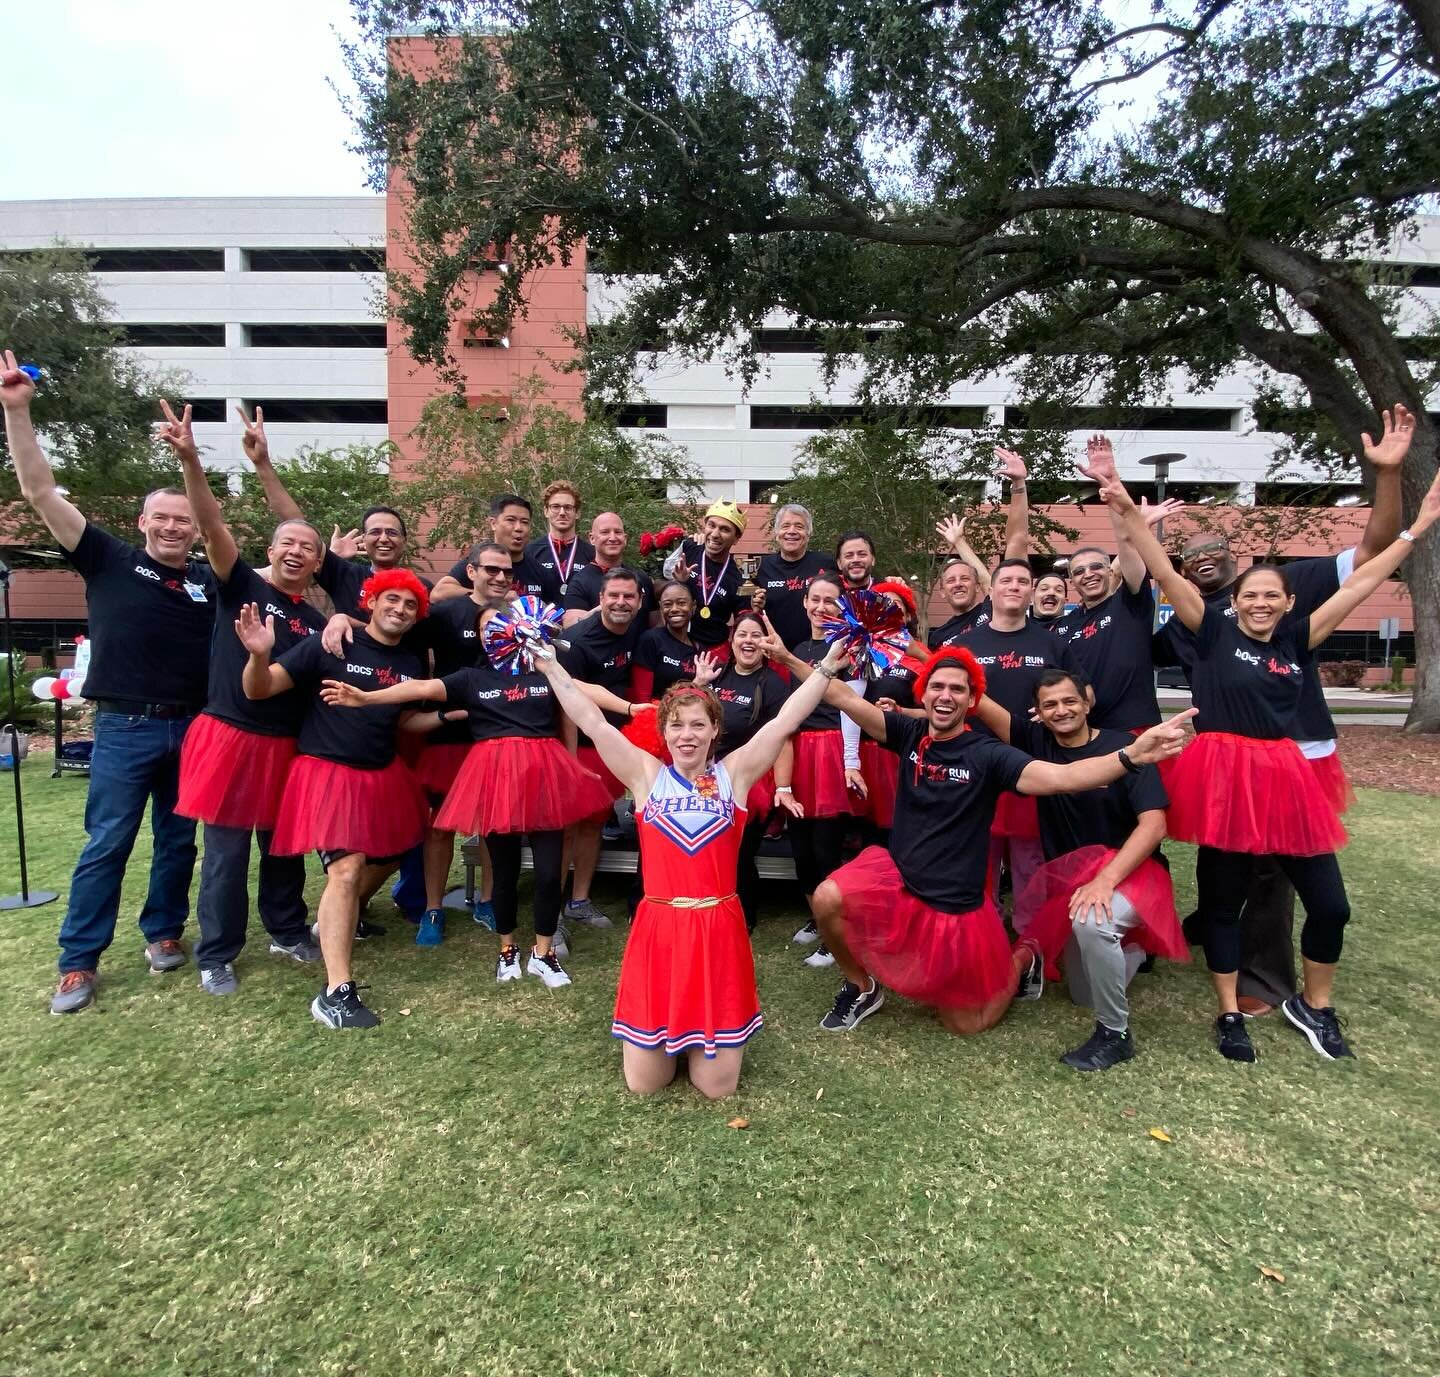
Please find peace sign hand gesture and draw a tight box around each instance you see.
[0,349,36,411]
[157,399,199,465]
[236,404,271,467]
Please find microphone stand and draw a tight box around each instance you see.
[0,556,59,909]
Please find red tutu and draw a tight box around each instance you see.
[834,846,1061,1009]
[745,768,776,820]
[792,729,859,818]
[1308,750,1356,815]
[991,790,1040,840]
[414,741,472,799]
[435,735,616,836]
[612,894,761,1058]
[859,738,899,828]
[577,743,627,801]
[1019,848,1190,976]
[271,754,430,858]
[177,715,296,830]
[1164,731,1347,856]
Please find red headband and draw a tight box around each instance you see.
[873,579,919,620]
[913,645,986,714]
[360,567,430,620]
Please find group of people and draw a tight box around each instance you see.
[5,346,1436,1096]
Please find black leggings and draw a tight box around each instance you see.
[737,819,766,933]
[789,817,848,898]
[1195,847,1350,972]
[486,830,564,939]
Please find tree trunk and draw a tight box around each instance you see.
[1403,431,1440,732]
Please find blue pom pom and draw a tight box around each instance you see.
[19,365,42,383]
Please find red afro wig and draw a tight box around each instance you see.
[872,578,919,623]
[913,645,986,715]
[359,567,430,620]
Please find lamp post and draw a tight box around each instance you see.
[1138,451,1186,539]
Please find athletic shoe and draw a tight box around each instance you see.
[1281,995,1354,1060]
[495,946,522,983]
[356,919,386,940]
[819,979,885,1032]
[802,943,836,969]
[1061,1022,1135,1072]
[792,919,820,945]
[415,909,445,947]
[50,970,96,1015]
[601,820,623,842]
[199,963,239,996]
[310,982,380,1030]
[145,939,187,974]
[527,947,573,988]
[472,898,498,931]
[552,923,571,959]
[566,899,613,929]
[1014,941,1044,1001]
[268,936,322,964]
[1215,1011,1258,1062]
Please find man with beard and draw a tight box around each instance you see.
[664,500,747,651]
[1150,407,1410,1014]
[562,511,656,625]
[835,530,878,594]
[752,504,835,649]
[928,447,1032,649]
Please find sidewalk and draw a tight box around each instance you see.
[1159,686,1411,723]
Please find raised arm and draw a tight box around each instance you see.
[1307,466,1440,648]
[971,693,1012,743]
[1017,709,1196,796]
[162,400,239,581]
[996,447,1030,561]
[237,405,304,522]
[1354,405,1412,567]
[235,602,296,700]
[533,647,658,798]
[935,514,992,595]
[1,351,86,551]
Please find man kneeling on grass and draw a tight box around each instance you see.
[973,669,1191,1071]
[783,645,1194,1038]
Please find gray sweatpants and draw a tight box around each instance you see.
[1064,892,1145,1033]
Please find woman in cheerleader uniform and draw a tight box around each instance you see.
[321,603,645,985]
[692,611,800,932]
[532,634,853,1098]
[1098,466,1440,1061]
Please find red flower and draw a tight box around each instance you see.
[663,524,685,541]
[639,532,655,555]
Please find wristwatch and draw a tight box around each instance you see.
[1117,748,1142,775]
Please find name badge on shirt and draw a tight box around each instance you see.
[183,581,209,603]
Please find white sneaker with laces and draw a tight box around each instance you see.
[496,946,522,983]
[527,947,573,988]
[803,943,836,969]
[792,919,820,945]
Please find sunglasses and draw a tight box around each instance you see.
[1070,561,1108,576]
[476,563,513,578]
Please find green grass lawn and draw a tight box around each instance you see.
[1,760,1437,1376]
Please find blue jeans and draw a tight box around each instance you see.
[58,712,198,973]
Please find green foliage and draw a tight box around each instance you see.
[223,442,400,563]
[404,378,706,551]
[0,653,75,731]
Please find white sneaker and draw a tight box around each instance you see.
[792,919,820,945]
[527,947,573,988]
[496,946,522,983]
[803,943,836,969]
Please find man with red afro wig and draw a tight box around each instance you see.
[783,642,1195,1039]
[360,567,430,621]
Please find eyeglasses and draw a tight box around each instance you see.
[1181,541,1228,563]
[476,564,513,578]
[1070,561,1108,576]
[364,526,403,540]
[546,501,577,513]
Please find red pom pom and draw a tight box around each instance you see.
[639,532,655,555]
[621,704,669,761]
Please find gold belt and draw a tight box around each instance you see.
[651,894,738,910]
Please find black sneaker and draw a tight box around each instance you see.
[355,919,387,940]
[1281,995,1354,1060]
[1215,1011,1257,1062]
[1014,942,1044,1001]
[310,982,381,1030]
[819,979,885,1032]
[1061,1021,1136,1072]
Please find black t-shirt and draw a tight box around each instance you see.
[756,551,835,649]
[1153,554,1343,741]
[676,537,744,648]
[863,660,918,708]
[524,534,595,605]
[1011,718,1167,861]
[206,560,328,736]
[317,551,434,620]
[882,714,1031,913]
[963,620,1062,731]
[927,598,993,650]
[278,628,423,769]
[793,640,842,732]
[714,665,792,755]
[64,522,215,708]
[440,664,559,742]
[445,553,547,600]
[1053,582,1160,729]
[635,626,699,697]
[406,594,487,745]
[558,612,646,742]
[561,563,656,620]
[1188,606,1313,740]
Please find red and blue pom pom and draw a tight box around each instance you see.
[482,596,564,674]
[820,589,910,679]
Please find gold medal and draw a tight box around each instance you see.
[698,606,712,619]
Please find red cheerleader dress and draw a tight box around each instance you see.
[611,761,761,1059]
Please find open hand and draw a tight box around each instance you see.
[320,678,370,708]
[234,602,276,656]
[935,514,965,551]
[1361,404,1416,470]
[1140,497,1184,527]
[994,447,1028,483]
[1079,434,1118,485]
[776,790,804,819]
[692,650,722,688]
[157,399,199,465]
[1069,877,1116,926]
[330,526,362,560]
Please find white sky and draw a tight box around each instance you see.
[7,1,371,200]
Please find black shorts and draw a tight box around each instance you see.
[316,849,405,872]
